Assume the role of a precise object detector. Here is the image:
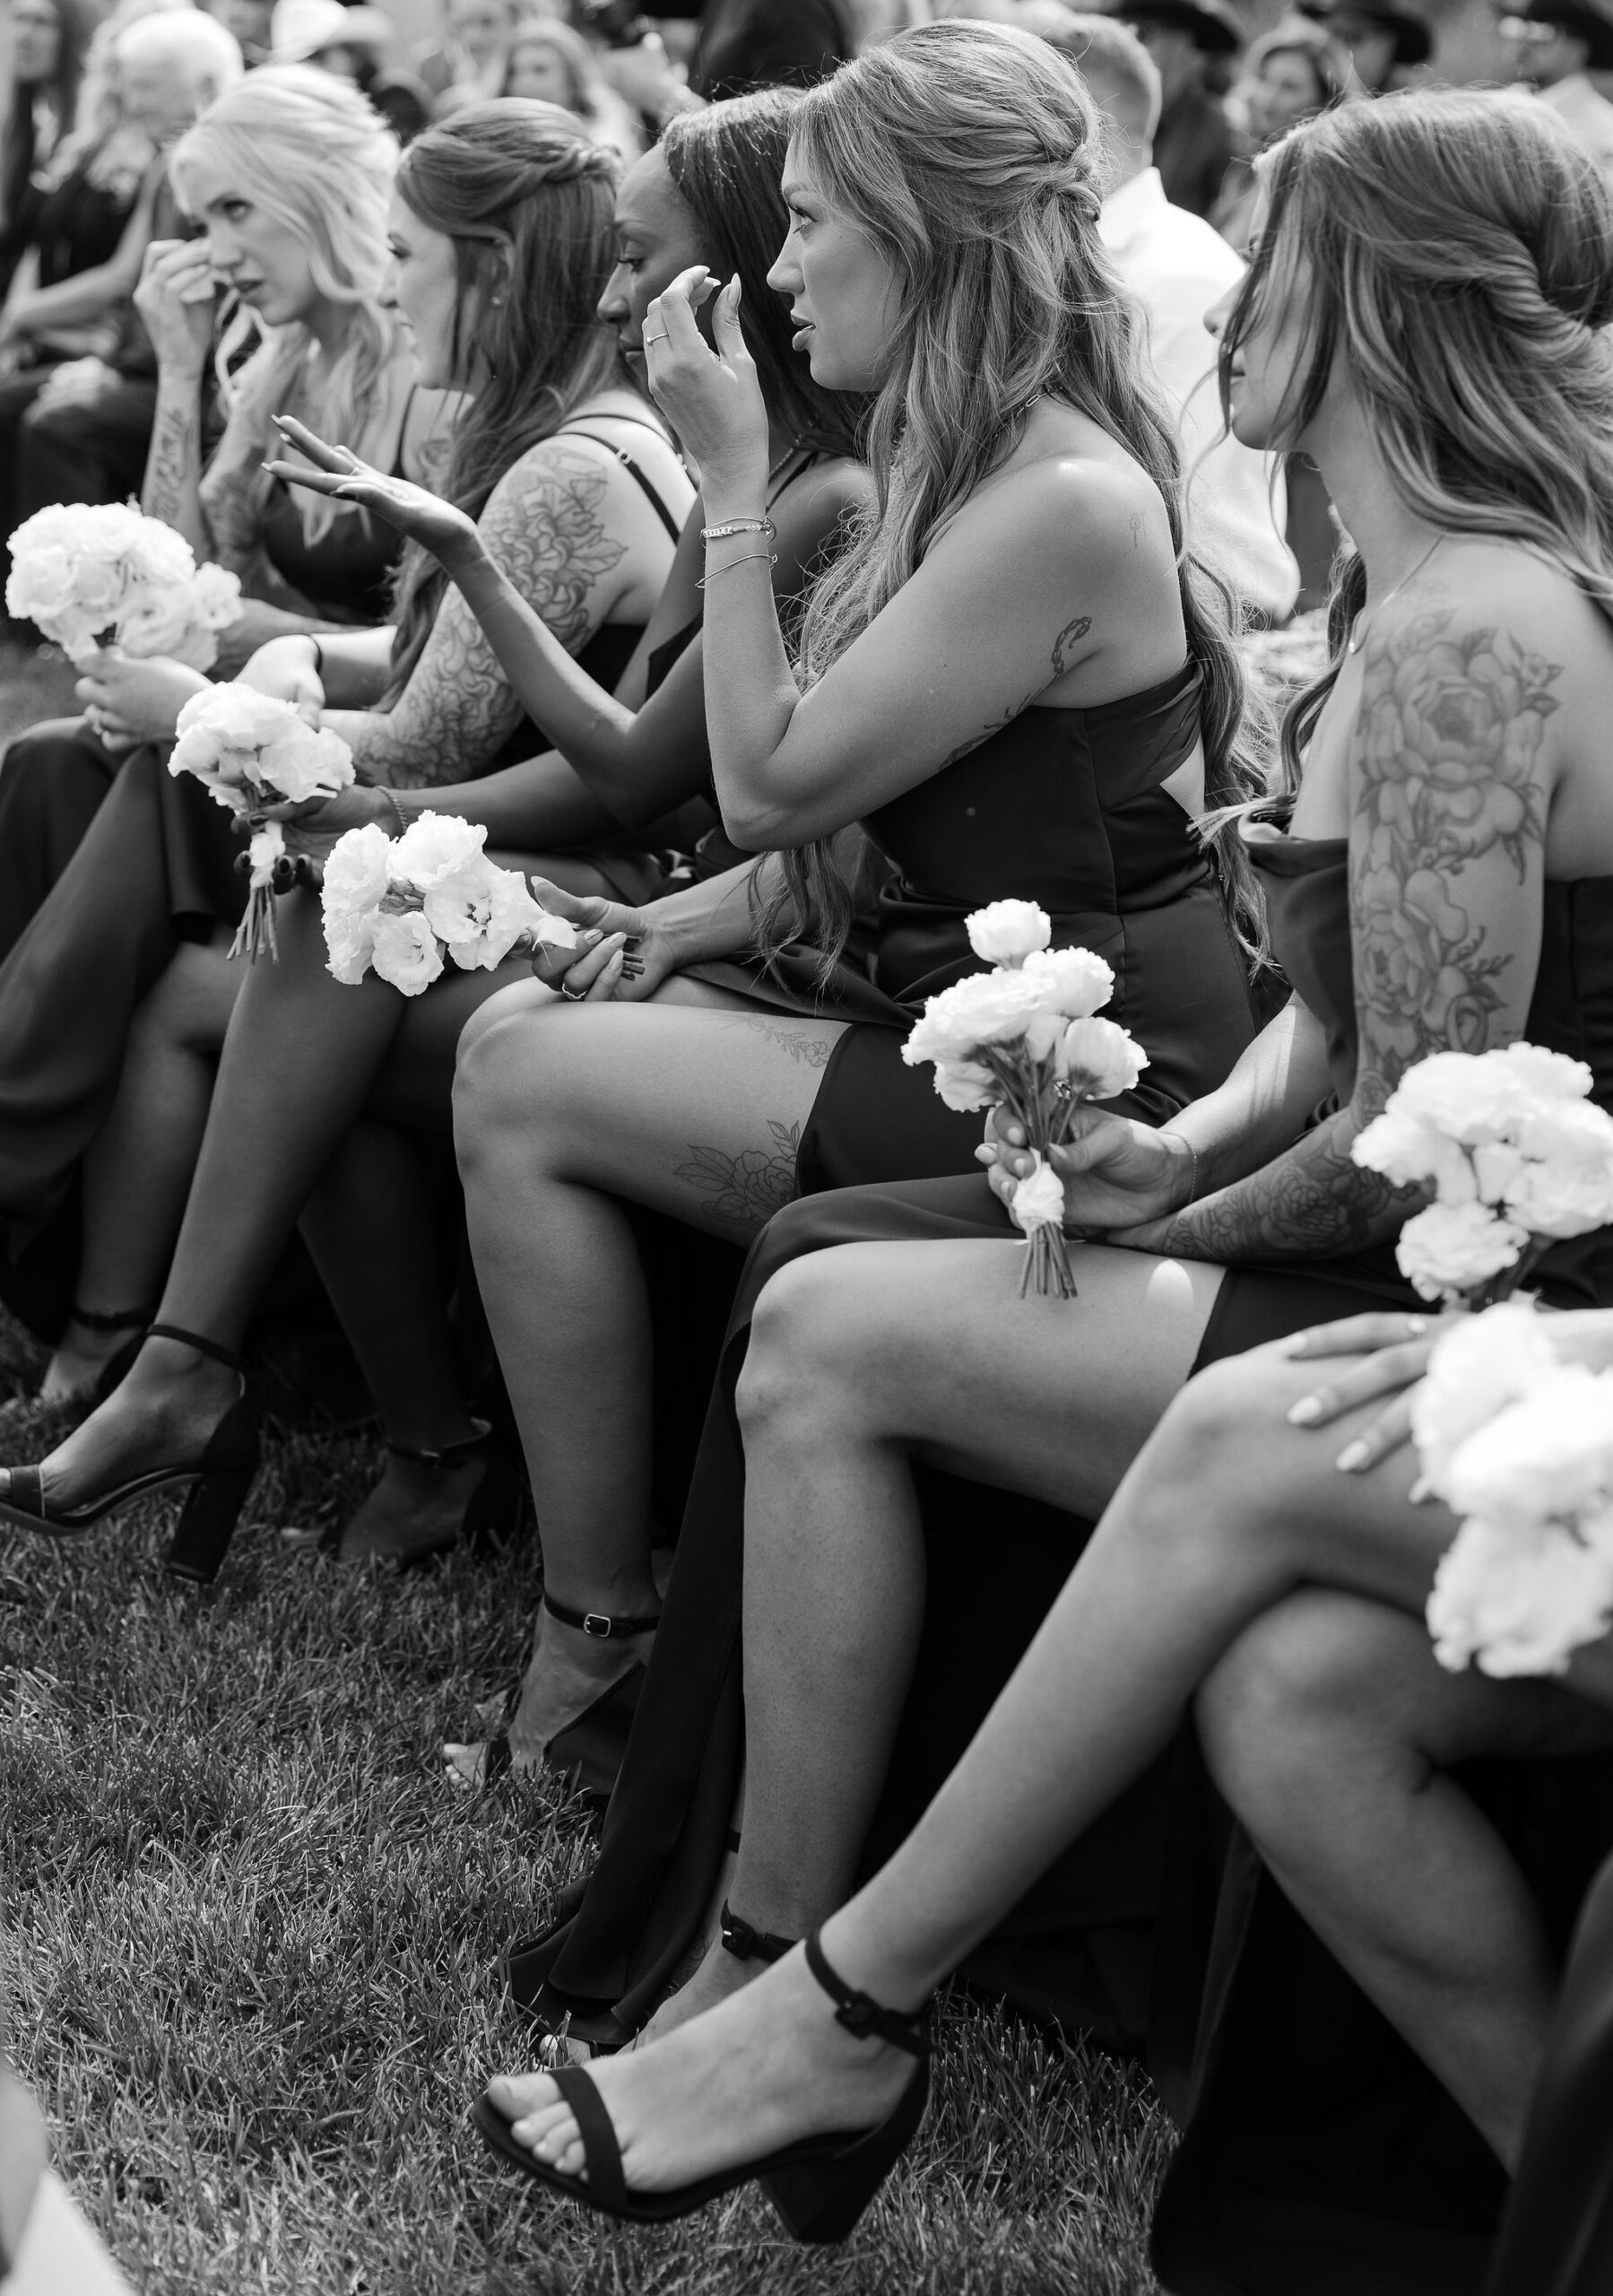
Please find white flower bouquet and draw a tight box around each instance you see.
[901,899,1147,1299]
[1415,1303,1613,1678]
[320,812,578,996]
[6,500,241,669]
[169,685,356,961]
[1352,1043,1613,1306]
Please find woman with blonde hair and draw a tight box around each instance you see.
[428,15,1263,1786]
[478,84,1613,2281]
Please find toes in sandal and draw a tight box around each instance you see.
[473,1927,931,2239]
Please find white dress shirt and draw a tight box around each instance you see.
[1100,166,1299,622]
[1536,71,1613,178]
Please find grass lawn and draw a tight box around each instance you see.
[0,635,1171,2292]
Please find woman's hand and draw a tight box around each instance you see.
[979,1105,1195,1231]
[255,784,395,870]
[523,877,678,1004]
[134,238,218,378]
[233,632,325,717]
[75,650,210,744]
[264,415,482,569]
[642,267,768,501]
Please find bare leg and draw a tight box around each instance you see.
[1199,1591,1613,2168]
[644,1232,1221,2039]
[490,1322,1613,2193]
[42,932,238,1401]
[452,986,846,1769]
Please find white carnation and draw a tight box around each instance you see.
[1427,1513,1613,1677]
[1444,1367,1613,1529]
[1493,1042,1594,1104]
[369,909,444,996]
[965,900,1052,966]
[321,822,395,922]
[1059,1014,1147,1100]
[902,968,1052,1066]
[256,719,353,804]
[1503,1100,1613,1238]
[1019,944,1114,1019]
[1009,1152,1066,1236]
[393,810,488,888]
[1411,1301,1562,1500]
[1392,1051,1537,1145]
[932,1057,999,1111]
[1394,1199,1530,1304]
[1352,1107,1477,1201]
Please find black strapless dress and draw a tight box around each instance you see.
[500,670,1268,2057]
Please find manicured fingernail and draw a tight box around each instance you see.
[1335,1439,1370,1473]
[1286,1395,1322,1425]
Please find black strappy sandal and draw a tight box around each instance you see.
[0,1302,154,1449]
[473,1928,930,2240]
[315,1419,527,1569]
[533,1897,799,2069]
[459,1592,661,1796]
[0,1325,260,1587]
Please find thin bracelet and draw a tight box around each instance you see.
[308,636,324,679]
[698,549,777,590]
[700,516,776,543]
[1172,1135,1200,1210]
[377,786,408,837]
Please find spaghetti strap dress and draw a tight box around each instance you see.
[500,667,1269,2057]
[0,428,685,1335]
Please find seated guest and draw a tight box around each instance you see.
[1111,0,1240,220]
[1297,0,1431,94]
[476,1300,1613,2290]
[499,84,1613,2212]
[0,100,682,1363]
[1501,0,1613,182]
[0,8,244,561]
[1210,21,1350,251]
[0,67,444,964]
[1039,11,1298,619]
[0,0,96,299]
[0,91,855,1566]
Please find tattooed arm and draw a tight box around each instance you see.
[321,440,638,789]
[1123,601,1558,1264]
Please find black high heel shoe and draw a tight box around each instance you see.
[474,1928,930,2239]
[313,1420,528,1569]
[0,1326,260,1587]
[452,1591,661,1798]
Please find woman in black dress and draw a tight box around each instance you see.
[481,83,1613,2292]
[0,0,93,297]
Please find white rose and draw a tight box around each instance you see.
[126,520,196,592]
[1411,1300,1562,1499]
[186,564,244,631]
[393,810,488,889]
[1444,1365,1613,1528]
[1019,944,1114,1019]
[1394,1199,1531,1304]
[1392,1052,1534,1145]
[117,589,196,662]
[256,719,354,804]
[324,909,379,987]
[1352,1106,1477,1199]
[1059,1015,1148,1101]
[6,540,77,622]
[902,968,1052,1066]
[369,909,445,996]
[932,1057,998,1111]
[1495,1041,1594,1104]
[1502,1100,1613,1239]
[1427,1513,1613,1677]
[1009,1152,1066,1235]
[966,900,1053,967]
[321,822,395,921]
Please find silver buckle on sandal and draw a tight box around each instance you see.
[582,1611,612,1639]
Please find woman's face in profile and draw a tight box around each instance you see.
[1204,193,1313,452]
[388,186,465,389]
[767,138,901,394]
[597,149,709,379]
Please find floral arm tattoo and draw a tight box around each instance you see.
[335,443,629,789]
[937,613,1093,770]
[1140,604,1557,1265]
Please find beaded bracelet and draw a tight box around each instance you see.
[700,517,776,544]
[377,786,408,836]
[698,549,777,590]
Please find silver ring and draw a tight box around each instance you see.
[643,330,670,345]
[559,983,587,1002]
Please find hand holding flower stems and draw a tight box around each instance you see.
[903,900,1149,1298]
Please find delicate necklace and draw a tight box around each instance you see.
[764,431,808,508]
[1345,533,1446,655]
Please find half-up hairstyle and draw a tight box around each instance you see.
[766,19,1264,977]
[173,68,399,547]
[385,98,620,695]
[1219,88,1613,790]
[660,89,863,463]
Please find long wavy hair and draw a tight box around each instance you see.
[1219,88,1613,790]
[384,98,620,696]
[1,0,95,230]
[767,19,1264,974]
[172,68,399,545]
[660,89,863,465]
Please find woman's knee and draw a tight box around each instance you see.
[737,1247,894,1442]
[452,987,589,1172]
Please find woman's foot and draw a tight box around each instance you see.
[0,1333,238,1517]
[36,1305,151,1408]
[284,1424,507,1566]
[487,1941,915,2195]
[443,1594,659,1791]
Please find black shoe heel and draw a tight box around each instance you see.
[760,2048,932,2241]
[163,1398,261,1584]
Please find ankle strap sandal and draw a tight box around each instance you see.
[803,1931,930,2058]
[386,1417,492,1474]
[145,1324,247,1375]
[719,1901,797,1967]
[67,1300,157,1334]
[542,1590,661,1640]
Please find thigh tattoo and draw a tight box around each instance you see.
[674,1120,802,1229]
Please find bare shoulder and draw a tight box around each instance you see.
[477,434,629,531]
[939,448,1172,584]
[1380,539,1611,681]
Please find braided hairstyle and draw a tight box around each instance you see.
[1218,87,1613,789]
[385,99,620,695]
